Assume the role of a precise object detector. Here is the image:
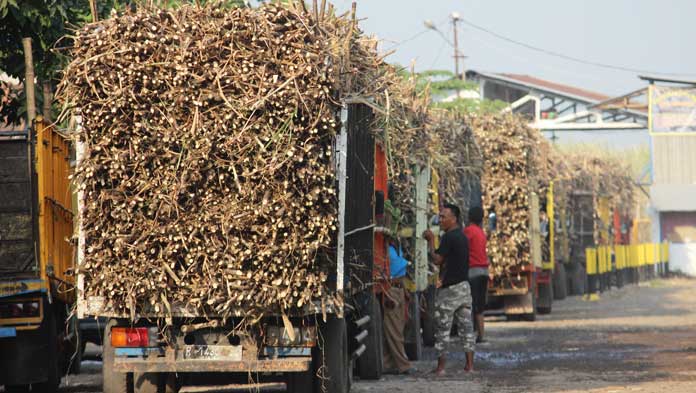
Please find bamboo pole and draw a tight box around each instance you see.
[42,81,53,123]
[22,38,36,125]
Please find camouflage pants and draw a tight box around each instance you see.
[434,280,476,356]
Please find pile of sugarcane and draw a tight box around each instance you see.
[369,66,437,215]
[58,2,390,320]
[466,113,550,274]
[566,153,635,243]
[433,112,483,213]
[368,68,482,229]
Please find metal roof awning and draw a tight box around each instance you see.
[638,75,696,86]
[466,70,609,104]
[467,69,648,132]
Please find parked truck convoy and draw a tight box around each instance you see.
[1,7,643,393]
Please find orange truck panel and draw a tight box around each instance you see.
[373,143,389,292]
[35,118,75,304]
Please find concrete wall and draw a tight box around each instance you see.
[653,135,696,184]
[669,243,696,276]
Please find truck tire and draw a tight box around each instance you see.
[286,370,313,393]
[103,319,131,393]
[68,316,84,375]
[537,282,553,315]
[356,293,383,380]
[404,292,422,361]
[33,303,61,393]
[134,373,160,393]
[521,291,537,322]
[577,265,587,295]
[313,315,349,393]
[32,379,60,393]
[567,264,586,296]
[553,263,568,300]
[68,342,83,375]
[421,285,436,347]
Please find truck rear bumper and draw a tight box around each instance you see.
[114,357,311,373]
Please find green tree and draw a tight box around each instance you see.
[403,68,507,114]
[0,0,110,124]
[0,0,247,126]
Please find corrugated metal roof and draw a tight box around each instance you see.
[467,70,610,103]
[498,73,610,102]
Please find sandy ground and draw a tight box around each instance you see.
[9,277,696,393]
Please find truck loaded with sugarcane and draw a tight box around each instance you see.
[464,113,637,321]
[557,154,636,298]
[56,2,490,392]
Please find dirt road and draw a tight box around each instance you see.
[354,278,696,393]
[47,278,696,393]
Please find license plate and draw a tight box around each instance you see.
[180,345,242,361]
[0,327,17,338]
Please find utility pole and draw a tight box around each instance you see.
[451,12,464,80]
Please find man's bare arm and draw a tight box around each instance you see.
[427,238,444,265]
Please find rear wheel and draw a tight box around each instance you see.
[537,282,553,315]
[404,292,422,361]
[312,315,349,393]
[578,265,587,294]
[34,303,61,393]
[553,263,568,300]
[68,317,84,375]
[286,370,313,393]
[356,293,383,380]
[521,291,537,322]
[421,285,436,347]
[568,263,586,296]
[32,379,60,393]
[103,319,131,393]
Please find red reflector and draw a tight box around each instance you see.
[112,327,149,347]
[0,301,40,318]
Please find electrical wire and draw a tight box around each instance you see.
[383,17,450,52]
[457,16,696,77]
[429,39,449,70]
[467,31,610,86]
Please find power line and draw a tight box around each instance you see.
[467,31,610,86]
[384,18,449,52]
[429,39,449,70]
[383,29,430,51]
[457,16,696,77]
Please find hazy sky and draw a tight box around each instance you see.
[331,0,696,95]
[328,0,695,149]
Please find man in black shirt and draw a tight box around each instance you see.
[423,203,476,376]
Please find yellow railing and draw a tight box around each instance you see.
[583,242,670,299]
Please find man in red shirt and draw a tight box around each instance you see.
[463,206,488,343]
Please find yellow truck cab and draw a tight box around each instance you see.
[0,117,77,392]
